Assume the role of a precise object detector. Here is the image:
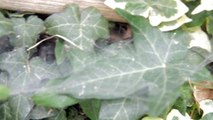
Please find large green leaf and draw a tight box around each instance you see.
[51,10,190,97]
[11,16,44,47]
[0,12,13,36]
[0,3,211,120]
[45,4,109,51]
[35,9,210,120]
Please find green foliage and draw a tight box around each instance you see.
[80,99,101,120]
[202,113,213,120]
[32,93,78,108]
[11,16,45,47]
[0,1,213,120]
[106,0,190,31]
[206,12,213,35]
[0,12,12,36]
[172,83,195,118]
[0,85,10,100]
[45,4,109,51]
[55,39,65,65]
[48,110,67,120]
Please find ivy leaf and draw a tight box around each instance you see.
[45,4,109,51]
[65,49,98,72]
[166,109,191,120]
[159,15,192,31]
[173,83,193,115]
[0,48,64,119]
[55,39,66,65]
[0,12,13,36]
[46,4,109,71]
[8,95,34,120]
[49,110,67,120]
[32,93,78,108]
[57,9,190,98]
[0,48,63,93]
[206,14,213,35]
[105,0,189,26]
[202,113,213,120]
[0,85,10,100]
[186,11,207,27]
[100,98,148,120]
[28,106,56,119]
[0,102,13,119]
[0,95,34,120]
[192,0,213,14]
[184,1,207,27]
[200,100,213,117]
[80,99,101,120]
[188,27,211,52]
[11,16,45,47]
[36,9,211,120]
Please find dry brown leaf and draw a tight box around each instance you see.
[193,81,213,102]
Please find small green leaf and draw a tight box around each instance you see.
[186,11,207,27]
[11,16,45,47]
[0,12,13,36]
[80,99,101,120]
[206,14,213,35]
[55,39,65,65]
[0,85,10,100]
[184,1,207,27]
[33,93,78,108]
[173,97,187,116]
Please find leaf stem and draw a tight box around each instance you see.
[27,34,83,51]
